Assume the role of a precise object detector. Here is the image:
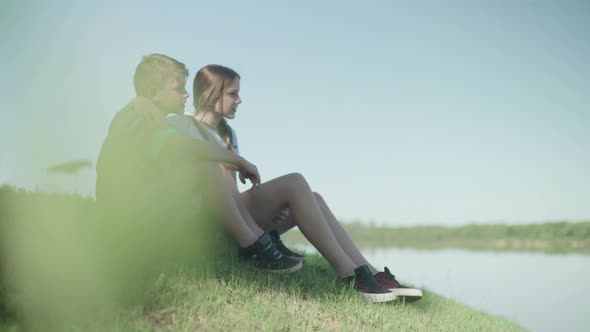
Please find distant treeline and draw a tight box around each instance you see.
[285,220,590,254]
[346,220,590,240]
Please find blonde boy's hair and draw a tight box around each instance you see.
[133,53,188,98]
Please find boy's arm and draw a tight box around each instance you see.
[169,134,261,187]
[131,97,260,186]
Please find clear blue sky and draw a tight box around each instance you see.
[1,0,588,225]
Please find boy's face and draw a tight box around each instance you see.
[153,76,189,115]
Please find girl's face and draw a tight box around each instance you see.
[215,78,241,119]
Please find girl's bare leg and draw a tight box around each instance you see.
[240,173,357,276]
[312,192,379,274]
[253,192,378,274]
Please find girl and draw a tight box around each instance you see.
[168,65,422,303]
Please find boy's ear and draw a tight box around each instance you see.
[148,86,159,100]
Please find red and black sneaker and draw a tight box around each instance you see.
[342,265,396,303]
[374,267,422,302]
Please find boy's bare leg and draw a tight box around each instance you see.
[220,168,264,237]
[240,173,358,277]
[200,162,260,247]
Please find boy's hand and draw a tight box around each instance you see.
[238,157,261,189]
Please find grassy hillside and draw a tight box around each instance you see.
[0,255,524,331]
[0,186,525,331]
[122,255,524,331]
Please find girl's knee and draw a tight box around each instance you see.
[285,172,308,187]
[313,191,323,202]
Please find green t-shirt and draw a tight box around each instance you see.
[96,99,201,221]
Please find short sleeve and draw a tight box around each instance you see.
[167,114,209,142]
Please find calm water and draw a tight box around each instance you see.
[294,245,590,332]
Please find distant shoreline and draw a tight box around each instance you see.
[283,221,590,254]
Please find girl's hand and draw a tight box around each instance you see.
[238,157,261,189]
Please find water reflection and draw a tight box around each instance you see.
[293,244,590,332]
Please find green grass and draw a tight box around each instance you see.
[0,186,525,331]
[284,221,590,254]
[1,255,525,331]
[119,255,524,331]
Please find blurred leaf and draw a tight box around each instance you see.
[47,160,92,175]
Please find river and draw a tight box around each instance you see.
[294,245,590,331]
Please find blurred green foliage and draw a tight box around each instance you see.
[0,184,223,331]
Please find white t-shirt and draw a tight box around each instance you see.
[166,114,239,152]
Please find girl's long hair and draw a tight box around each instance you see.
[193,65,240,152]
